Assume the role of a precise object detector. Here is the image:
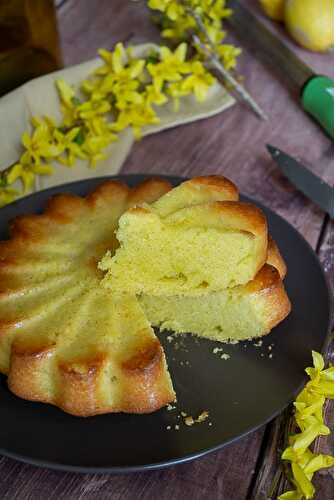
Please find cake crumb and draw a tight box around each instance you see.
[269,353,273,359]
[268,345,272,351]
[196,411,209,423]
[213,347,230,360]
[175,424,180,430]
[180,410,210,427]
[209,422,213,426]
[253,340,263,347]
[260,353,264,357]
[167,404,176,411]
[167,335,173,343]
[229,339,239,345]
[166,425,171,430]
[185,416,195,426]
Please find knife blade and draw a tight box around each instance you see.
[267,144,334,219]
[228,0,334,140]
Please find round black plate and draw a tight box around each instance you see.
[0,175,332,473]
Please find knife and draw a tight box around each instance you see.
[228,0,334,140]
[267,144,334,219]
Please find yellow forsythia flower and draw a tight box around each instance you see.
[148,0,240,70]
[6,162,52,192]
[53,127,87,167]
[0,186,20,207]
[20,124,63,166]
[3,26,220,206]
[279,351,334,499]
[181,61,216,101]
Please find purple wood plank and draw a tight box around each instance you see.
[0,431,263,500]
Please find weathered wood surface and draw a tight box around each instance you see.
[0,0,333,498]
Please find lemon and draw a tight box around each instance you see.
[259,0,285,21]
[285,0,334,52]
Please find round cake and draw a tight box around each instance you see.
[0,174,291,417]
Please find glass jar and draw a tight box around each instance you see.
[0,0,62,96]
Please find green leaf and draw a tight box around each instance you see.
[0,173,8,187]
[146,51,160,65]
[71,96,81,106]
[73,128,85,145]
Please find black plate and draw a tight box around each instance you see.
[0,175,332,473]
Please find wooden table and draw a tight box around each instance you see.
[1,1,334,498]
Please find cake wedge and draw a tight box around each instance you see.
[99,177,268,296]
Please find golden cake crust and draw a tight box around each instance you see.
[180,175,238,200]
[0,178,175,417]
[141,246,291,343]
[102,174,269,296]
[245,264,291,332]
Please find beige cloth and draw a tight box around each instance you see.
[0,44,234,197]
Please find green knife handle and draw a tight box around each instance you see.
[301,76,334,139]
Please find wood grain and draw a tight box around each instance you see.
[0,0,333,498]
[0,431,263,500]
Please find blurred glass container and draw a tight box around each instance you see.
[0,0,62,96]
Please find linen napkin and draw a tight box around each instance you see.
[0,43,235,198]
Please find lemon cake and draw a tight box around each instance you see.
[99,177,268,295]
[141,256,291,342]
[0,178,176,416]
[0,175,291,417]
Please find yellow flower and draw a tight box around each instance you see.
[279,491,303,500]
[7,160,53,193]
[161,15,196,40]
[83,47,145,105]
[291,462,314,499]
[111,102,160,139]
[81,135,109,168]
[84,116,116,142]
[181,61,216,101]
[0,186,19,207]
[144,84,168,106]
[166,81,189,111]
[148,0,240,70]
[147,43,189,91]
[148,0,183,19]
[279,451,334,499]
[96,43,127,76]
[280,351,334,499]
[20,124,63,166]
[31,115,57,132]
[53,127,87,167]
[205,0,232,22]
[77,99,111,119]
[56,79,81,126]
[113,84,144,110]
[216,44,242,70]
[205,22,226,45]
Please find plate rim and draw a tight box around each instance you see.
[0,173,332,474]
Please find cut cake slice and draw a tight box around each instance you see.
[99,176,268,295]
[140,239,291,342]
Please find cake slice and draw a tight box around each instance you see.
[140,238,291,342]
[0,178,176,416]
[99,177,268,295]
[8,291,175,416]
